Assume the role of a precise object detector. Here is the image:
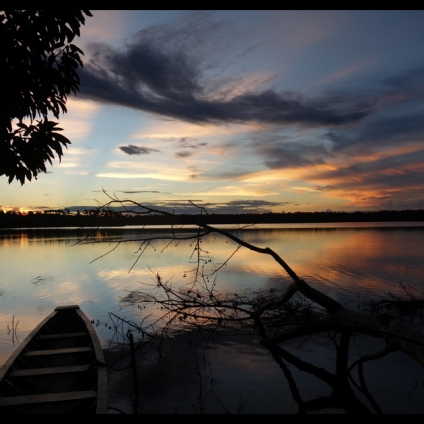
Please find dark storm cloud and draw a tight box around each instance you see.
[119,145,160,155]
[321,66,424,152]
[245,67,424,174]
[78,13,371,127]
[248,132,331,170]
[79,64,370,126]
[379,67,424,98]
[325,113,424,152]
[262,141,329,169]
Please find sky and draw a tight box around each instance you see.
[2,10,424,215]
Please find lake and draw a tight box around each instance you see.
[1,222,424,413]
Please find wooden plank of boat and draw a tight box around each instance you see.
[0,390,98,407]
[0,305,108,414]
[9,364,91,378]
[23,346,93,357]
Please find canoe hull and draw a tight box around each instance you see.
[0,305,107,414]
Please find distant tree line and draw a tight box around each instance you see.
[0,209,423,229]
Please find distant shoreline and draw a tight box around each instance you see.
[0,210,423,229]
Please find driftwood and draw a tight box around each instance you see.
[78,192,424,413]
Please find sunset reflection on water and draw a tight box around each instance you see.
[1,223,423,368]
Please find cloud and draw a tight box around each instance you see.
[325,112,424,153]
[119,145,160,155]
[78,12,372,127]
[175,151,193,158]
[72,12,424,213]
[176,137,206,149]
[308,58,375,90]
[117,190,161,194]
[379,67,424,99]
[252,137,330,169]
[231,65,424,210]
[63,198,288,215]
[135,199,288,214]
[305,146,424,210]
[206,199,289,214]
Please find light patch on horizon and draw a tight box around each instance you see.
[51,148,98,172]
[236,168,307,184]
[194,185,281,197]
[63,170,90,176]
[65,147,98,156]
[105,160,196,171]
[131,118,263,143]
[59,98,101,140]
[126,118,270,170]
[95,172,188,181]
[52,162,80,169]
[104,138,256,182]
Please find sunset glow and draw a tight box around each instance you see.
[2,10,424,214]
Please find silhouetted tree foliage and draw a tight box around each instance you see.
[0,10,92,184]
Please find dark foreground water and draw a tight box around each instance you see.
[1,222,424,413]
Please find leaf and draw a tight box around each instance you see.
[0,10,92,185]
[52,132,71,146]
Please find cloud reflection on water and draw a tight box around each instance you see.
[0,224,423,367]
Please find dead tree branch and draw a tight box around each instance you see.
[80,192,424,377]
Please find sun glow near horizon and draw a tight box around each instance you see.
[2,10,424,213]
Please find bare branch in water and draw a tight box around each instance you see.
[80,192,424,392]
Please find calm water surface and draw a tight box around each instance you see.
[1,222,424,413]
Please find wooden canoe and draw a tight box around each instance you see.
[0,305,107,414]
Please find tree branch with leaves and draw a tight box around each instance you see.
[0,10,92,184]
